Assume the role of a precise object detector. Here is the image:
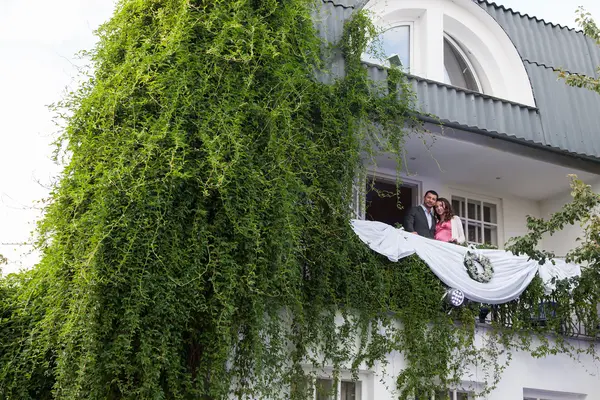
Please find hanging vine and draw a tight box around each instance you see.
[0,1,599,399]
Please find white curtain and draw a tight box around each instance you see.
[350,220,581,304]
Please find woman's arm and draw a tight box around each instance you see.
[452,216,466,244]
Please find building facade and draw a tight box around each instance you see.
[311,0,600,398]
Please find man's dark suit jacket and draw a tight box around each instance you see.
[403,205,436,239]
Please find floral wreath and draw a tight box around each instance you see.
[463,251,494,283]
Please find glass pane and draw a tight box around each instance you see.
[291,377,312,397]
[381,25,410,70]
[415,391,430,400]
[444,37,479,91]
[456,392,469,400]
[483,224,498,246]
[451,199,460,217]
[468,222,481,243]
[341,381,356,400]
[316,379,334,400]
[362,25,410,70]
[483,202,497,223]
[467,200,481,221]
[435,390,450,400]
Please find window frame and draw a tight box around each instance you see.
[449,189,503,248]
[314,377,363,400]
[439,389,472,400]
[416,388,473,400]
[358,171,422,221]
[295,369,371,400]
[362,21,415,72]
[522,388,587,400]
[443,33,482,92]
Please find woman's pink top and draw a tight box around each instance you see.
[435,219,453,242]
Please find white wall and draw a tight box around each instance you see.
[490,338,600,400]
[365,328,600,399]
[540,178,600,257]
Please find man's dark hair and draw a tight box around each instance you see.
[424,190,438,199]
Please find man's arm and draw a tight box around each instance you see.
[404,207,417,234]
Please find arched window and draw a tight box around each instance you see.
[361,0,536,106]
[443,35,481,92]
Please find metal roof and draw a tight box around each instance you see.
[365,63,546,147]
[312,0,355,83]
[477,1,600,160]
[477,1,599,76]
[314,0,600,161]
[524,62,600,158]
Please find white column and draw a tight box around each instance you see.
[419,4,445,83]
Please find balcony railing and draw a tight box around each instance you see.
[476,299,600,341]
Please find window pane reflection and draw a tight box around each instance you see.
[444,36,479,91]
[457,392,469,400]
[316,379,333,400]
[341,381,356,400]
[362,25,410,70]
[483,202,497,223]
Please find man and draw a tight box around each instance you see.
[403,190,438,239]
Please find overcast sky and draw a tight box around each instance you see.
[0,0,599,274]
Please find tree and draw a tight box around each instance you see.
[1,2,600,399]
[0,1,429,399]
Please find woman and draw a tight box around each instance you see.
[434,197,466,244]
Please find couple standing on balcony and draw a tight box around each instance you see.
[403,190,466,244]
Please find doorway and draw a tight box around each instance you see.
[365,178,418,227]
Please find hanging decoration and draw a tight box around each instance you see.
[463,251,494,283]
[350,219,581,304]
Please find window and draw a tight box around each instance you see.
[362,24,412,71]
[451,195,498,246]
[314,378,362,400]
[436,389,471,400]
[523,388,587,400]
[443,35,480,92]
[363,0,538,104]
[416,389,472,400]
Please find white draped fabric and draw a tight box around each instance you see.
[350,219,581,304]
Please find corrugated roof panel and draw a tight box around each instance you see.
[478,1,597,76]
[404,72,545,143]
[313,1,354,45]
[313,0,355,83]
[526,62,600,158]
[321,0,360,8]
[363,64,546,148]
[586,36,600,78]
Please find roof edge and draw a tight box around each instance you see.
[477,0,584,34]
[320,0,355,10]
[418,115,600,168]
[362,61,539,111]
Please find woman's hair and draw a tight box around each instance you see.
[435,197,455,222]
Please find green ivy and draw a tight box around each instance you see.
[1,1,599,399]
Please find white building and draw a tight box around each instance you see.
[311,0,600,398]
